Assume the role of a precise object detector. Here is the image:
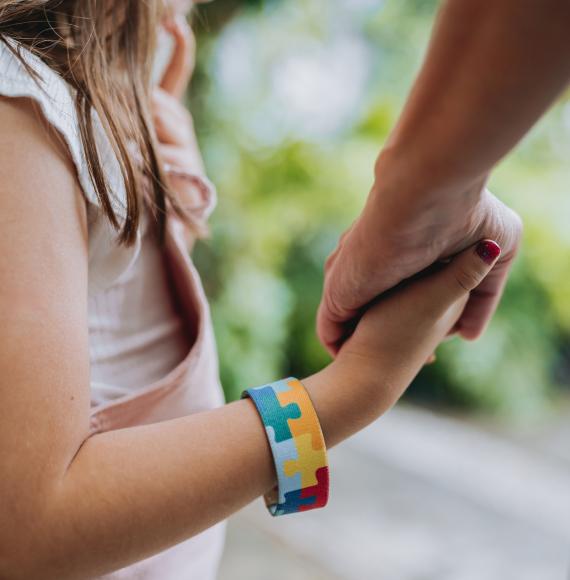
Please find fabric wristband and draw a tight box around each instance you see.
[241,377,329,516]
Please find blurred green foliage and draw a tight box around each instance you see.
[190,0,570,420]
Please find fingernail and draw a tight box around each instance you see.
[476,240,501,264]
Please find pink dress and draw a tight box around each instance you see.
[92,214,229,579]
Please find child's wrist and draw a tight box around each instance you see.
[301,358,395,449]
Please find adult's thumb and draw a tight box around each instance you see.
[442,239,502,299]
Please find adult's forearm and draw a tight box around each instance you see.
[377,0,570,198]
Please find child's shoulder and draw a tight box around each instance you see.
[0,37,139,294]
[0,37,127,219]
[0,37,75,120]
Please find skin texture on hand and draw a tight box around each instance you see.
[317,0,570,356]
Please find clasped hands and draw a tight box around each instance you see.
[317,150,523,400]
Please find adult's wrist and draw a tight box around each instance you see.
[373,144,486,213]
[367,145,489,251]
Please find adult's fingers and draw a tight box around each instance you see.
[323,220,358,275]
[435,240,502,302]
[450,202,522,339]
[402,240,502,359]
[160,15,195,100]
[316,298,360,357]
[453,255,512,340]
[317,213,402,356]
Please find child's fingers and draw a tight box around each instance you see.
[160,15,195,100]
[151,87,193,146]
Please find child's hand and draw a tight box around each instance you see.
[151,15,213,241]
[152,14,203,175]
[335,240,501,409]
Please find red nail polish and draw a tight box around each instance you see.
[476,240,501,264]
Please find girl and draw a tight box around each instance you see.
[0,1,502,578]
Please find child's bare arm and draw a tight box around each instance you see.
[0,96,500,579]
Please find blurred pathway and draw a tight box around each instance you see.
[218,404,570,580]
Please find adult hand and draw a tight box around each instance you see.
[315,0,570,357]
[316,168,523,356]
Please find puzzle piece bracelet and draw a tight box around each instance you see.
[241,377,329,516]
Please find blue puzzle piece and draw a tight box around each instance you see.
[274,489,317,516]
[248,385,301,443]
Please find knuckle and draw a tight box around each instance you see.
[484,197,524,259]
[324,246,340,272]
[323,256,335,274]
[453,265,481,293]
[497,207,523,261]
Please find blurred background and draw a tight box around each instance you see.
[187,0,570,578]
